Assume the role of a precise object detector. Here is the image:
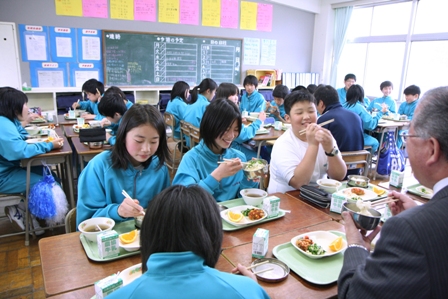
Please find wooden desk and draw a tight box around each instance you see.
[56,114,77,126]
[222,193,332,248]
[251,128,284,158]
[61,124,78,138]
[71,137,111,171]
[222,221,344,299]
[286,190,343,221]
[20,135,75,245]
[39,232,235,297]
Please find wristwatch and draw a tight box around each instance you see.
[325,146,339,157]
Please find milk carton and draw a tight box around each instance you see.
[274,121,282,130]
[330,193,346,214]
[252,228,269,258]
[262,196,280,218]
[390,170,404,188]
[97,230,120,259]
[94,274,123,299]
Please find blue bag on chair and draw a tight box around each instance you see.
[377,131,405,176]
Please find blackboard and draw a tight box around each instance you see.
[103,30,242,86]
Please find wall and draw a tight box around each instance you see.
[0,0,315,86]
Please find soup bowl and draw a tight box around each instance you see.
[317,179,342,194]
[25,126,40,136]
[347,175,370,188]
[342,202,381,231]
[242,159,268,180]
[78,217,115,242]
[240,188,268,206]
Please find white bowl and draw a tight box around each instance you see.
[119,230,141,252]
[78,217,115,242]
[118,263,142,286]
[317,179,342,194]
[88,120,102,128]
[105,128,112,134]
[25,126,40,135]
[240,188,268,206]
[250,112,260,118]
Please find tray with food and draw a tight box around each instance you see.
[273,231,346,284]
[255,128,270,135]
[73,123,91,133]
[406,183,433,199]
[218,198,286,231]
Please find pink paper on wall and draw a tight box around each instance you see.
[180,0,199,25]
[221,0,238,28]
[257,3,273,32]
[134,0,156,21]
[82,0,108,18]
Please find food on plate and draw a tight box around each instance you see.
[227,211,243,223]
[48,124,55,129]
[351,188,365,196]
[74,124,91,129]
[119,229,138,244]
[296,235,326,255]
[356,200,373,216]
[329,236,343,252]
[244,160,265,172]
[45,137,55,143]
[372,186,386,196]
[248,209,265,220]
[417,186,433,195]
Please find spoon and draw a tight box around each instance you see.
[96,224,103,232]
[218,204,228,212]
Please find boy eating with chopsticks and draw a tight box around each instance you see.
[268,91,346,193]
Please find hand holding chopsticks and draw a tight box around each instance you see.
[233,260,270,275]
[121,190,145,216]
[371,197,399,207]
[299,119,334,135]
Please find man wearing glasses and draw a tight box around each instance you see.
[338,86,448,298]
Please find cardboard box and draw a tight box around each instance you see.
[262,196,280,218]
[330,193,347,214]
[252,228,269,258]
[94,274,123,299]
[97,230,120,259]
[390,170,404,188]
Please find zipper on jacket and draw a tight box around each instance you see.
[133,169,142,197]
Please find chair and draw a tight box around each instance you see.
[164,112,183,174]
[259,164,270,191]
[189,124,201,147]
[341,150,371,177]
[65,207,77,233]
[180,120,192,150]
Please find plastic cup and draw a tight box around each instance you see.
[69,110,75,118]
[77,118,85,126]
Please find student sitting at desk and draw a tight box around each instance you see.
[0,87,64,235]
[396,84,421,149]
[99,86,134,129]
[108,185,269,299]
[72,78,104,121]
[265,84,289,122]
[165,81,190,140]
[173,98,258,202]
[344,84,388,153]
[216,83,266,161]
[268,90,346,193]
[76,104,171,225]
[337,73,370,108]
[97,93,128,145]
[367,80,397,114]
[240,75,266,113]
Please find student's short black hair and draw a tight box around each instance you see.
[272,84,290,99]
[216,83,239,99]
[291,85,307,92]
[200,98,242,151]
[344,74,356,81]
[403,85,421,96]
[307,84,318,94]
[345,84,365,108]
[243,75,258,88]
[170,81,190,102]
[111,104,169,170]
[0,87,29,122]
[140,185,223,272]
[190,78,217,104]
[284,91,316,115]
[104,86,127,100]
[380,81,393,90]
[314,85,340,107]
[82,78,104,95]
[98,93,127,118]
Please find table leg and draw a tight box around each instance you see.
[256,140,266,159]
[65,155,76,209]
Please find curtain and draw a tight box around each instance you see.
[330,6,353,87]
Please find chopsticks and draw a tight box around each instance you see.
[234,260,270,274]
[371,197,399,207]
[122,190,145,215]
[298,119,334,135]
[217,158,247,165]
[253,267,273,275]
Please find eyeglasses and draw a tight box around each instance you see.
[400,133,421,141]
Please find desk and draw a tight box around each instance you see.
[373,120,410,180]
[39,232,235,297]
[20,134,75,245]
[252,128,284,158]
[222,193,332,248]
[222,221,344,299]
[71,137,111,171]
[61,124,78,138]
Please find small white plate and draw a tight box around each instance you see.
[25,138,47,144]
[291,231,347,259]
[256,128,270,135]
[118,263,142,286]
[220,205,267,227]
[415,186,433,196]
[340,187,378,201]
[118,230,140,252]
[245,116,258,122]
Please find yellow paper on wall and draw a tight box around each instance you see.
[202,0,221,27]
[110,0,134,20]
[55,0,82,17]
[159,0,180,24]
[240,1,257,30]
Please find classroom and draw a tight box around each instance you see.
[1,0,447,298]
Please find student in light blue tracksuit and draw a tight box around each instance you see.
[344,85,388,153]
[173,99,259,202]
[98,93,129,145]
[183,78,217,147]
[72,78,105,121]
[76,104,171,226]
[165,81,190,140]
[240,75,266,113]
[108,185,270,299]
[368,81,397,114]
[396,85,421,149]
